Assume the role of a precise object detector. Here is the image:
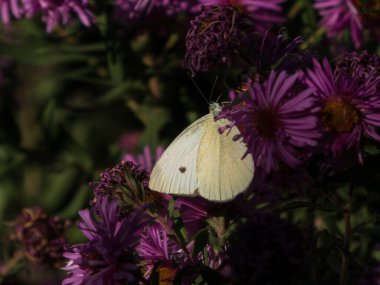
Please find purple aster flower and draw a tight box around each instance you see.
[23,0,95,32]
[137,223,186,283]
[251,30,314,79]
[306,58,380,163]
[183,5,253,76]
[219,70,320,173]
[335,50,380,88]
[137,222,219,284]
[62,196,149,285]
[0,0,23,24]
[90,161,149,212]
[123,145,164,173]
[115,0,200,20]
[201,0,285,32]
[224,214,304,284]
[10,207,69,267]
[314,0,363,48]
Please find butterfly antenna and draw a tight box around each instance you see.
[187,73,209,104]
[215,91,224,103]
[209,76,218,102]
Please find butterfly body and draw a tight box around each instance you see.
[149,103,254,201]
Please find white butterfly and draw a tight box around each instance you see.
[149,103,254,201]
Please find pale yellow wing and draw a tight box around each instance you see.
[196,119,254,201]
[149,114,212,195]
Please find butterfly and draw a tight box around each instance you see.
[149,102,254,201]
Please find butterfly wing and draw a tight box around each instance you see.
[149,114,212,195]
[196,119,254,201]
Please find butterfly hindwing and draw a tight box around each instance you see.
[197,119,254,200]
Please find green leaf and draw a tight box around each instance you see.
[107,53,124,84]
[41,167,79,212]
[192,228,210,256]
[58,184,91,219]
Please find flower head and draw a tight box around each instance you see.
[314,0,363,48]
[251,31,314,79]
[306,57,380,163]
[137,222,219,284]
[137,223,187,284]
[10,207,68,267]
[219,70,320,173]
[0,0,23,24]
[62,196,149,285]
[183,5,252,76]
[335,50,380,88]
[115,0,200,20]
[90,161,149,212]
[225,214,304,284]
[201,0,285,32]
[23,0,95,32]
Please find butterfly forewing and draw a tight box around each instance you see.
[149,114,211,195]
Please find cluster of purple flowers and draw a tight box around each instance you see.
[61,148,279,284]
[10,207,69,267]
[182,3,380,175]
[34,1,378,284]
[0,0,94,31]
[217,53,380,175]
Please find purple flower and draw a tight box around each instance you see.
[201,0,285,32]
[137,222,218,284]
[115,0,200,20]
[335,50,380,88]
[224,214,304,284]
[90,161,149,212]
[219,70,320,173]
[23,0,95,32]
[175,196,210,237]
[0,0,23,24]
[183,5,252,76]
[11,207,68,267]
[62,197,149,285]
[137,223,185,283]
[251,31,314,79]
[123,145,164,173]
[306,57,380,163]
[314,0,363,48]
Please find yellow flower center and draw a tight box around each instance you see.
[253,109,280,138]
[322,98,360,133]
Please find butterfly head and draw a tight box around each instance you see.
[209,102,222,117]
